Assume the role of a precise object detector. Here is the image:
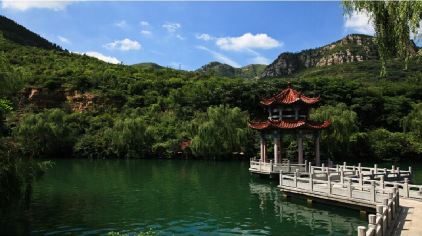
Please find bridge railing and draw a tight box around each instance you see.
[343,175,422,200]
[249,159,307,173]
[278,170,391,203]
[358,189,400,236]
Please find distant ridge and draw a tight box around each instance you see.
[196,61,266,79]
[0,16,62,50]
[260,34,418,78]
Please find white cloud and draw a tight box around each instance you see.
[58,35,70,44]
[1,0,72,11]
[196,33,214,41]
[250,55,270,65]
[344,10,375,35]
[216,33,281,51]
[84,51,121,64]
[114,20,128,29]
[196,45,240,68]
[162,22,181,33]
[140,21,150,26]
[140,30,152,36]
[104,38,141,51]
[176,34,185,40]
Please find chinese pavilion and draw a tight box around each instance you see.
[249,83,331,166]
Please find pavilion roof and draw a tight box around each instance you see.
[260,83,320,106]
[248,119,331,131]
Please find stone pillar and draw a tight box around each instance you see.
[315,132,320,166]
[297,132,304,164]
[274,134,281,164]
[260,135,267,163]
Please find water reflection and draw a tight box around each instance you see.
[249,181,362,235]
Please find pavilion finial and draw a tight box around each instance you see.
[287,82,292,88]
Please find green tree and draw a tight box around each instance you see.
[367,128,412,160]
[343,1,422,77]
[402,103,422,138]
[311,103,359,159]
[13,109,75,158]
[189,105,255,159]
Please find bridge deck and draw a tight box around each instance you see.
[393,199,422,236]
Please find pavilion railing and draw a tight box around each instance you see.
[278,170,392,203]
[249,159,307,173]
[357,189,400,236]
[278,171,401,236]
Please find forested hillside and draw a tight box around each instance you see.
[0,16,421,164]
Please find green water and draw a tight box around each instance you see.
[3,160,370,235]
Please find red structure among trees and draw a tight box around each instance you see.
[249,83,330,166]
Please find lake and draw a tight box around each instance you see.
[5,159,417,236]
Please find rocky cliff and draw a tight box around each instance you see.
[260,34,381,78]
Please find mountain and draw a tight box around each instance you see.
[260,34,418,78]
[0,16,62,50]
[196,62,266,79]
[131,62,164,70]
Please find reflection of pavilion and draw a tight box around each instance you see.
[249,182,362,234]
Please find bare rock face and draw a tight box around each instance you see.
[260,34,384,78]
[66,91,97,112]
[21,88,97,112]
[22,87,67,108]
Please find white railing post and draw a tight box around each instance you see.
[371,182,376,202]
[357,226,366,236]
[384,168,388,180]
[340,169,344,185]
[376,205,385,236]
[287,160,291,173]
[279,170,283,186]
[383,198,389,227]
[397,167,401,178]
[374,164,378,174]
[368,214,376,232]
[380,175,385,190]
[294,170,298,188]
[404,178,409,198]
[308,161,312,174]
[343,162,346,170]
[394,188,400,213]
[388,192,394,219]
[348,179,352,198]
[358,163,362,173]
[305,160,308,172]
[309,173,314,191]
[409,166,412,174]
[270,160,273,172]
[328,175,332,195]
[322,163,325,172]
[392,165,395,174]
[336,164,339,172]
[359,173,363,190]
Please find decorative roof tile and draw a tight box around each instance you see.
[248,119,331,130]
[260,83,320,106]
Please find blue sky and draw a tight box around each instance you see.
[1,1,376,70]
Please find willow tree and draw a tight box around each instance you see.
[402,103,422,139]
[343,1,422,77]
[310,103,358,159]
[189,105,255,159]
